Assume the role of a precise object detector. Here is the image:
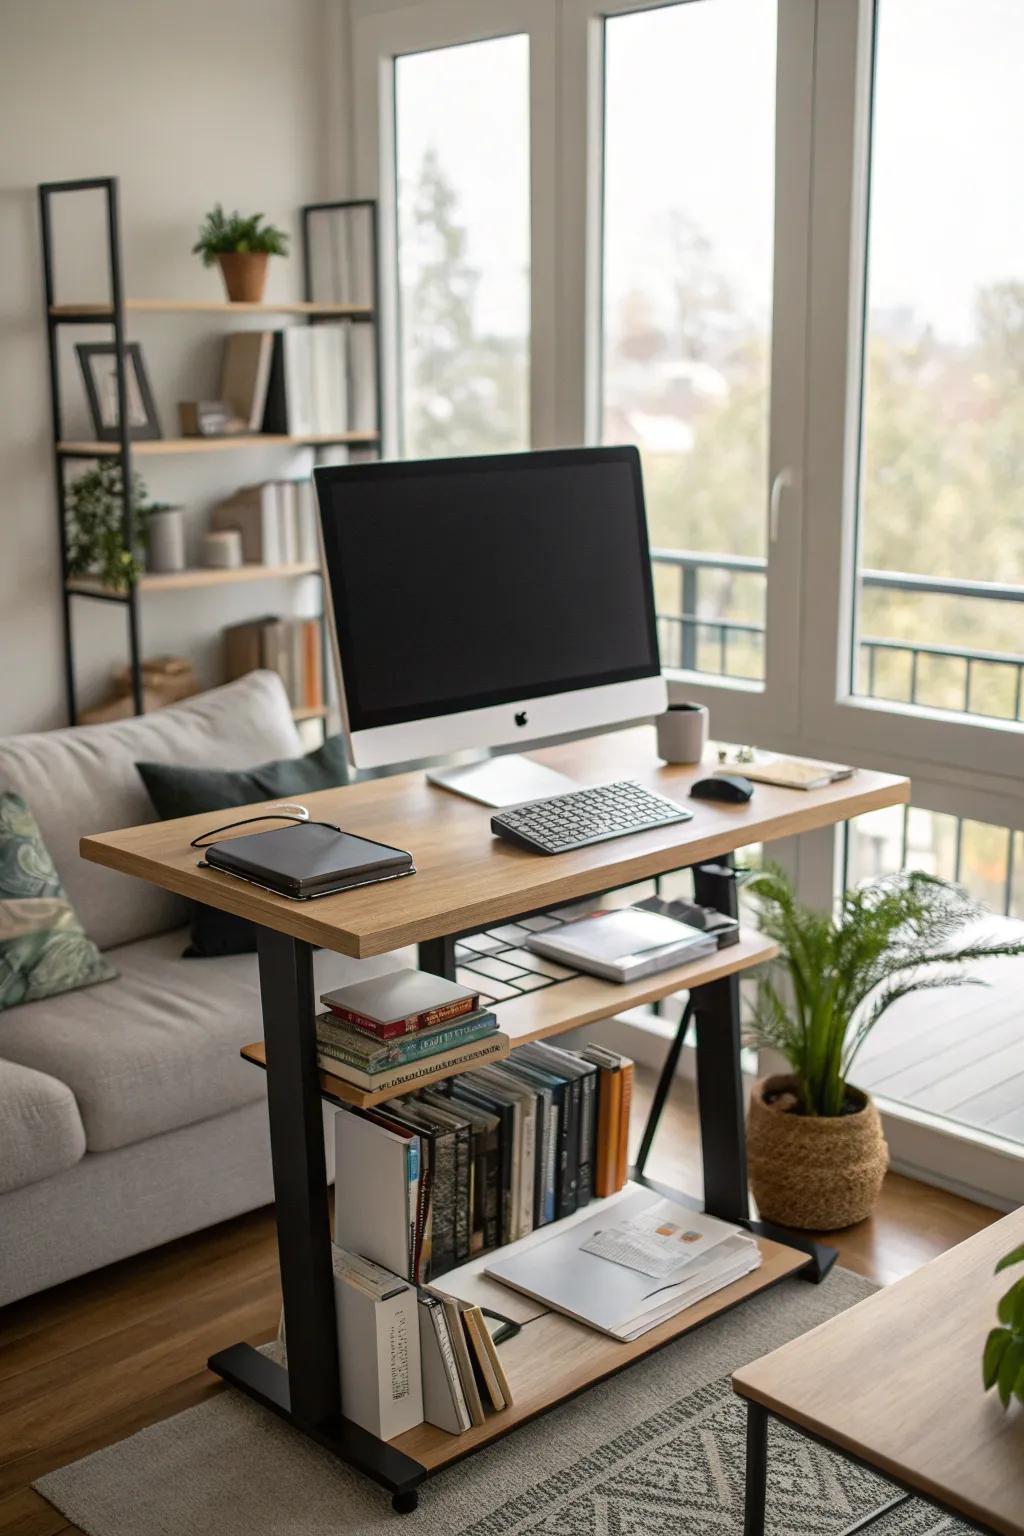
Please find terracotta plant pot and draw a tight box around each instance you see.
[747,1073,888,1230]
[217,251,269,303]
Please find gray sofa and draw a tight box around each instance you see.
[0,671,402,1306]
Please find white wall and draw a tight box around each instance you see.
[0,0,348,733]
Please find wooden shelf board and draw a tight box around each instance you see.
[392,1234,807,1470]
[58,433,378,456]
[493,930,777,1046]
[239,931,773,1105]
[66,562,320,598]
[50,299,374,317]
[291,704,329,723]
[240,1031,511,1109]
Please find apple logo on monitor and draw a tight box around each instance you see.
[515,710,528,727]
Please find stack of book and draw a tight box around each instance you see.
[223,614,323,713]
[210,479,320,567]
[316,969,506,1094]
[333,1035,634,1285]
[219,324,376,439]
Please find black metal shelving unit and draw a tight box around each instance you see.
[38,176,383,725]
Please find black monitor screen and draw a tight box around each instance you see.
[316,447,661,732]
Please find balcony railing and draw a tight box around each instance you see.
[651,548,1024,722]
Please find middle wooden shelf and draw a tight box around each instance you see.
[239,928,777,1110]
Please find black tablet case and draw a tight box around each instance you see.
[202,820,414,898]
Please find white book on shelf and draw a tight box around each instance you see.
[418,1294,471,1433]
[311,323,348,435]
[348,322,377,434]
[334,1108,413,1279]
[295,479,319,563]
[282,328,316,435]
[332,1247,424,1441]
[276,480,299,564]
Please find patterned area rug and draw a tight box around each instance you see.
[36,1268,966,1535]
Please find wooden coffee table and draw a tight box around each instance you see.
[733,1207,1024,1536]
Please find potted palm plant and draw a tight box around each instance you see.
[745,866,1024,1231]
[192,205,289,303]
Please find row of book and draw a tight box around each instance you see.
[220,323,376,439]
[210,479,320,568]
[333,1037,635,1286]
[224,614,323,712]
[328,1247,513,1441]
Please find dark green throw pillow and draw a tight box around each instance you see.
[0,792,116,1009]
[136,735,351,958]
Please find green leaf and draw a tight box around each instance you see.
[997,1337,1024,1408]
[995,1243,1024,1274]
[997,1276,1024,1327]
[983,1326,1011,1390]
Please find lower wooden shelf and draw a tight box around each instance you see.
[392,1234,807,1471]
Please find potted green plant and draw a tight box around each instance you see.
[65,462,169,592]
[983,1243,1024,1409]
[744,866,1024,1230]
[192,204,289,302]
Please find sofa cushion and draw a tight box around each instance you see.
[135,734,352,958]
[0,1058,86,1194]
[0,792,117,1010]
[0,928,411,1152]
[0,671,303,953]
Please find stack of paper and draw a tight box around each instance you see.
[525,906,717,983]
[484,1187,761,1340]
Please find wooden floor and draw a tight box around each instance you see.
[0,1070,999,1536]
[856,941,1024,1147]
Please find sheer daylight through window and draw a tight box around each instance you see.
[854,0,1024,724]
[601,1,777,682]
[395,35,531,459]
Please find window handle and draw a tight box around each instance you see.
[769,468,793,544]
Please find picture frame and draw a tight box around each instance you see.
[75,342,162,442]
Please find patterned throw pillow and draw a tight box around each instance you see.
[0,792,116,1010]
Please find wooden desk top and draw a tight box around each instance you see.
[733,1207,1024,1536]
[80,728,908,958]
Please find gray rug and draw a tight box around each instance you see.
[36,1268,965,1535]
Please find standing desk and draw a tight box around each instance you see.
[81,727,909,1512]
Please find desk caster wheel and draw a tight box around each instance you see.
[392,1491,418,1514]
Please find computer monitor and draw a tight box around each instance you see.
[314,446,666,779]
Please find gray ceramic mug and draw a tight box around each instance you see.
[655,702,709,764]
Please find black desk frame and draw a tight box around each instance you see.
[208,857,836,1514]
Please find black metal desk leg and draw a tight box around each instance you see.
[418,934,456,980]
[632,999,693,1179]
[256,928,340,1429]
[743,1402,768,1536]
[692,970,750,1224]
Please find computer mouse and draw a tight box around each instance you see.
[689,774,754,804]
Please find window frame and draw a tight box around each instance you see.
[801,0,1024,786]
[558,0,817,743]
[351,0,559,459]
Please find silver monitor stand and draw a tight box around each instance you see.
[427,754,581,809]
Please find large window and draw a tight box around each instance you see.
[853,0,1024,726]
[601,1,777,682]
[395,35,531,458]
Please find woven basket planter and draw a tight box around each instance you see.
[747,1073,888,1231]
